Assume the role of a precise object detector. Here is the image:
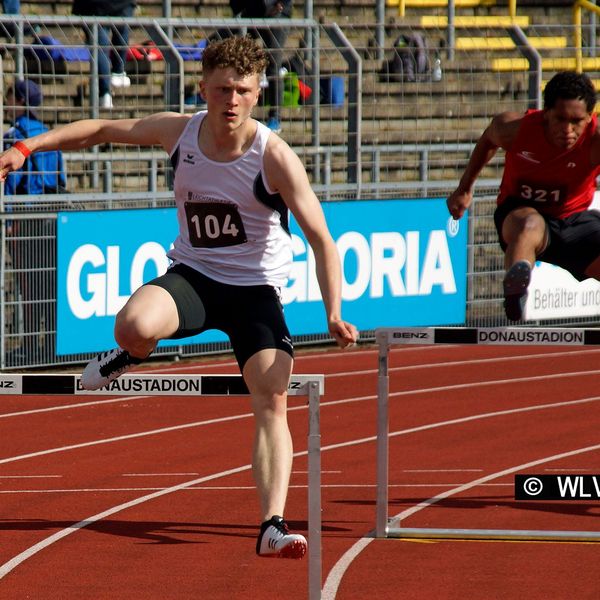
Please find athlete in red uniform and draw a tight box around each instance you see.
[447,71,600,321]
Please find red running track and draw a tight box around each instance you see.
[1,343,600,599]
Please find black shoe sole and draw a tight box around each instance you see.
[503,262,532,321]
[504,294,526,321]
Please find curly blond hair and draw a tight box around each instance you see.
[202,36,269,77]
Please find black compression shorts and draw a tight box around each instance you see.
[494,198,600,281]
[145,263,294,370]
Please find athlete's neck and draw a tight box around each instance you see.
[198,115,257,162]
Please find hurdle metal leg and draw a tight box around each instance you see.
[374,326,600,543]
[376,329,390,538]
[308,380,322,600]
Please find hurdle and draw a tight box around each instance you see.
[375,326,600,542]
[0,372,325,600]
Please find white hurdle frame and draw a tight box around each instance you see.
[375,326,600,542]
[0,372,325,600]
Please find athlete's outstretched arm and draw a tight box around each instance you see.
[447,111,521,219]
[264,136,358,348]
[0,112,189,182]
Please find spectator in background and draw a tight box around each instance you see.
[2,0,19,14]
[3,79,66,363]
[1,0,20,38]
[3,79,65,195]
[230,0,293,133]
[72,0,137,109]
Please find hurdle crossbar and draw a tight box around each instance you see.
[0,373,324,396]
[1,372,325,599]
[375,326,600,542]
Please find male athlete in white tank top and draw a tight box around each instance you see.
[0,36,358,560]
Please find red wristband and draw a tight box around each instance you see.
[13,141,31,158]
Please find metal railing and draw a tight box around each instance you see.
[0,12,586,369]
[575,0,600,71]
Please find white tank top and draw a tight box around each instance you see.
[167,111,293,287]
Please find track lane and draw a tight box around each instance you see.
[1,346,600,598]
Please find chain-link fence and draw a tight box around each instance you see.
[2,13,600,369]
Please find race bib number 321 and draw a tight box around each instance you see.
[184,201,247,248]
[517,182,566,204]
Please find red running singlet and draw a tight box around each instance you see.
[498,110,600,218]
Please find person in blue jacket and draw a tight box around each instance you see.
[3,79,65,195]
[3,79,66,364]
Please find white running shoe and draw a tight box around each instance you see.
[256,516,307,559]
[100,92,113,108]
[111,72,131,88]
[81,348,141,390]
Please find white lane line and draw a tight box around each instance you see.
[0,464,254,579]
[0,483,513,494]
[1,392,599,578]
[0,475,62,479]
[2,377,600,469]
[0,487,255,493]
[121,473,200,477]
[160,343,595,375]
[3,347,597,421]
[292,470,342,474]
[328,348,600,378]
[544,468,592,472]
[403,469,484,473]
[387,367,600,397]
[322,442,600,600]
[0,412,254,466]
[319,394,600,457]
[3,362,600,423]
[0,396,153,419]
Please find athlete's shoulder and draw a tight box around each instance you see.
[264,128,297,166]
[493,110,526,125]
[263,128,307,194]
[491,110,528,135]
[142,111,193,152]
[489,110,526,150]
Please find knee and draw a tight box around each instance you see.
[504,211,545,243]
[244,350,293,418]
[114,304,155,348]
[251,383,288,420]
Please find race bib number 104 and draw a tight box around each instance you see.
[184,201,247,248]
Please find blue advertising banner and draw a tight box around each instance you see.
[57,199,467,355]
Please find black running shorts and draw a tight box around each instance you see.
[494,198,600,281]
[145,263,294,369]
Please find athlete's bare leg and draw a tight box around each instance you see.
[114,284,180,359]
[501,206,548,269]
[499,206,548,320]
[243,348,294,521]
